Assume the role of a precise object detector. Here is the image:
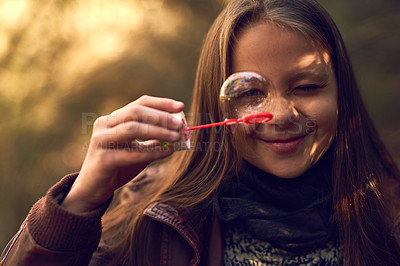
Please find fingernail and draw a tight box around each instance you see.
[172,117,182,127]
[174,101,184,108]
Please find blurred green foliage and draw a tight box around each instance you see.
[0,0,399,249]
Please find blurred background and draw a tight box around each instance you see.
[0,0,399,249]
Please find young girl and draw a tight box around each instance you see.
[2,0,400,265]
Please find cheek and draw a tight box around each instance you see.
[320,102,337,131]
[298,94,337,129]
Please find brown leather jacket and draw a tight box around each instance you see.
[1,169,400,265]
[0,170,224,266]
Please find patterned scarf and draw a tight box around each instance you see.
[214,151,337,254]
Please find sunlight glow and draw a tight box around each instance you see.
[140,0,165,9]
[296,50,332,71]
[296,53,322,69]
[0,0,29,30]
[0,0,183,120]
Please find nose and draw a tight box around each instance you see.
[268,98,299,128]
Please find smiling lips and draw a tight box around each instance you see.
[261,134,308,153]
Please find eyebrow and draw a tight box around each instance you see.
[289,71,330,84]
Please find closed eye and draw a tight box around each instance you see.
[293,84,326,94]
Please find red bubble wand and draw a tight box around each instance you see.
[185,112,273,131]
[181,112,273,140]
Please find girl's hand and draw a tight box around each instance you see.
[61,95,184,213]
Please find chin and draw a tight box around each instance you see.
[273,170,307,179]
[264,166,309,179]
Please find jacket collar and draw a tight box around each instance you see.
[144,202,224,266]
[144,202,203,265]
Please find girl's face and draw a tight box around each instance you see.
[231,22,338,178]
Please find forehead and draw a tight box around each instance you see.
[231,22,332,77]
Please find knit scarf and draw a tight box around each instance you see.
[214,152,337,254]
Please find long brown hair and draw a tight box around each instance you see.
[100,0,400,265]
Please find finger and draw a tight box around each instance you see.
[106,105,184,130]
[92,121,182,148]
[123,140,164,151]
[110,95,184,121]
[134,95,184,113]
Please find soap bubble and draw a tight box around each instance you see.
[220,72,275,120]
